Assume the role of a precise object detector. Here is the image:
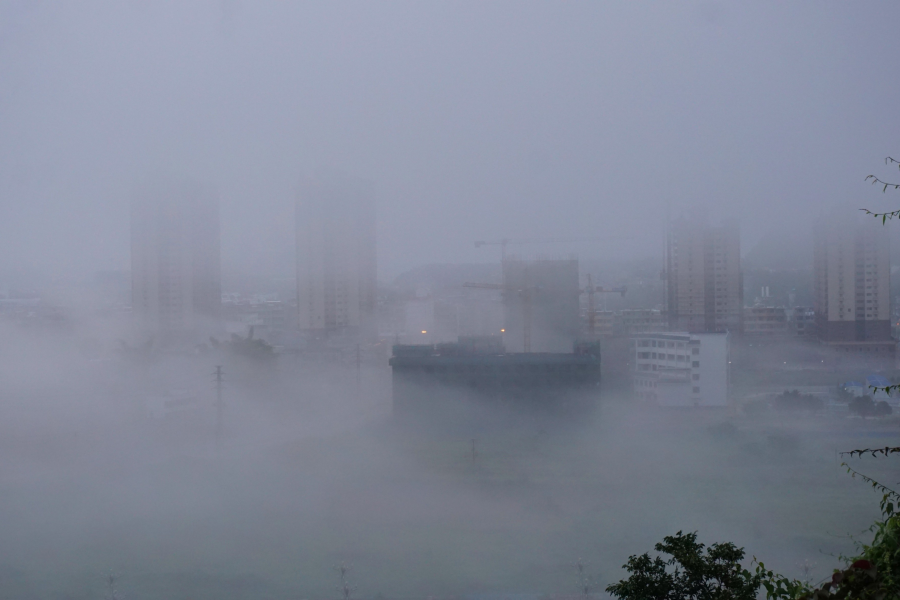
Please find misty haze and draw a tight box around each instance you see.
[2,2,900,599]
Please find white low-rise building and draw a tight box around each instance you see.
[632,332,730,407]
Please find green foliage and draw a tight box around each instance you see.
[605,531,761,600]
[720,154,900,600]
[754,562,810,600]
[607,444,900,600]
[862,157,900,222]
[757,453,900,599]
[797,454,900,599]
[852,513,900,599]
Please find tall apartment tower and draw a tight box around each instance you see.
[813,213,891,343]
[295,176,377,338]
[666,211,742,333]
[131,177,221,339]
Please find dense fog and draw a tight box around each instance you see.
[2,2,900,599]
[2,323,892,599]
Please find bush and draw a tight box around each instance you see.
[606,531,760,600]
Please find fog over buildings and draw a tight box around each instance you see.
[296,175,377,339]
[666,211,742,333]
[131,176,221,341]
[2,2,900,599]
[813,215,892,345]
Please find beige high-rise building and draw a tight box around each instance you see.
[666,211,742,333]
[813,213,891,343]
[295,176,377,338]
[131,177,221,340]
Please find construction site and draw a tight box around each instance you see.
[389,336,602,418]
[387,239,623,420]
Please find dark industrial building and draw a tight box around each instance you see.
[389,336,601,418]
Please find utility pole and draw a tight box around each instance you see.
[355,343,361,387]
[471,438,478,464]
[214,365,224,451]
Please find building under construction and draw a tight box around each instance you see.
[501,258,580,352]
[389,336,601,418]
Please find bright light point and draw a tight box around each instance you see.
[421,330,427,334]
[500,329,505,332]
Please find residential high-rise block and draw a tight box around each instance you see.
[666,212,742,333]
[131,177,221,339]
[295,176,377,338]
[813,213,891,343]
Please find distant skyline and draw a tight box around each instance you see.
[2,2,900,283]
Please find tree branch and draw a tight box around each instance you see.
[840,446,900,458]
[861,157,900,221]
[841,463,900,499]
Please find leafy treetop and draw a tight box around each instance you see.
[606,531,761,600]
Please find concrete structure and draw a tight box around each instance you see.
[579,309,666,338]
[389,337,601,417]
[742,306,788,336]
[296,176,377,338]
[632,332,729,407]
[666,212,742,333]
[615,309,665,335]
[590,310,615,336]
[131,177,221,339]
[814,214,891,341]
[501,258,580,352]
[791,306,815,336]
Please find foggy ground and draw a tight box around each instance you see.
[0,328,895,600]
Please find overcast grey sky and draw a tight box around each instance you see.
[1,1,899,282]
